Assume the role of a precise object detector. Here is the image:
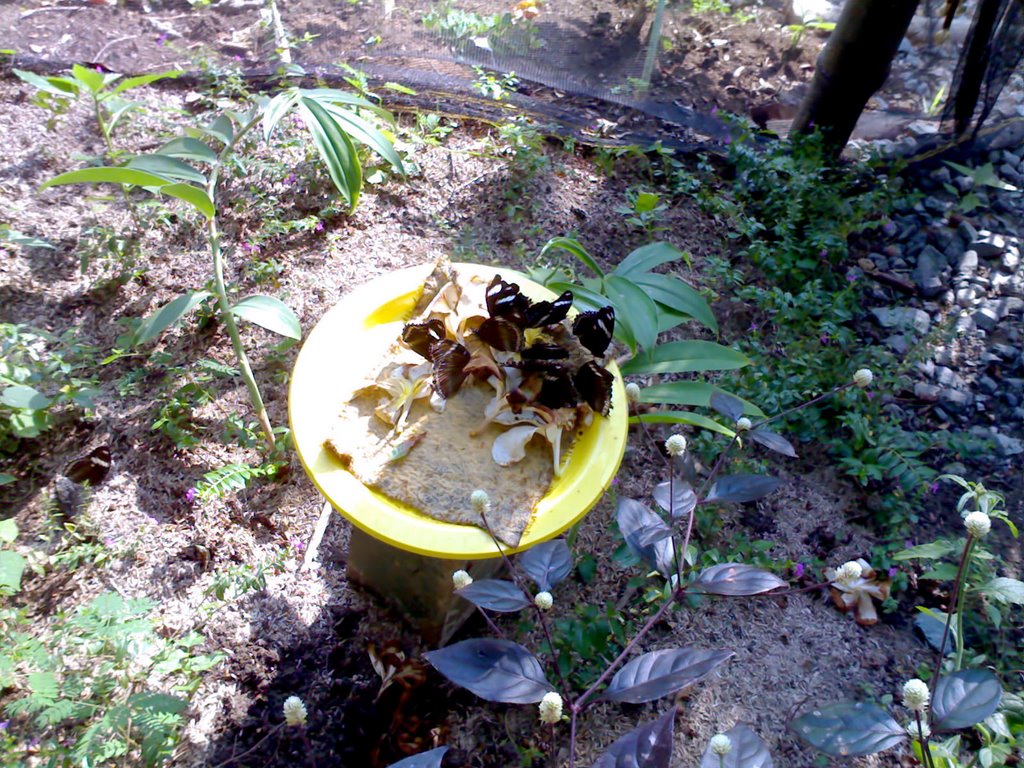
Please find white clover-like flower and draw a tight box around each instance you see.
[834,560,863,586]
[470,489,491,515]
[964,511,991,538]
[905,719,931,740]
[625,382,642,403]
[452,570,473,590]
[538,691,563,724]
[665,434,687,456]
[902,679,930,713]
[283,696,307,727]
[735,417,752,432]
[709,733,732,756]
[853,368,874,388]
[534,591,553,611]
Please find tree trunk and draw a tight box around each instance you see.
[792,0,920,151]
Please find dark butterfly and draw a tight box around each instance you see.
[64,444,112,486]
[523,290,574,328]
[476,317,524,352]
[572,306,615,357]
[574,361,614,416]
[519,343,569,361]
[402,319,446,359]
[536,366,579,410]
[429,339,471,399]
[485,275,530,324]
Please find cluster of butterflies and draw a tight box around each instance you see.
[401,274,616,415]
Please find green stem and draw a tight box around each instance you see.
[932,535,975,691]
[94,93,144,235]
[640,0,667,86]
[206,112,277,451]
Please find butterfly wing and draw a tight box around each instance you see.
[476,317,525,352]
[64,445,112,485]
[402,318,446,359]
[524,290,574,328]
[574,361,614,416]
[572,306,615,357]
[429,339,471,398]
[485,275,530,325]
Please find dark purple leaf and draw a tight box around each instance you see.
[789,701,903,757]
[932,670,1003,730]
[591,707,676,768]
[518,539,572,592]
[699,725,773,768]
[617,498,676,578]
[636,520,674,547]
[748,429,797,458]
[710,391,745,422]
[386,746,449,768]
[692,564,787,596]
[600,648,734,704]
[456,579,531,612]
[704,475,783,504]
[653,480,697,519]
[424,639,553,704]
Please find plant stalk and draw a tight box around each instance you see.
[206,113,277,451]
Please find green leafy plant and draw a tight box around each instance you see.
[792,475,1019,766]
[195,460,283,502]
[615,188,669,236]
[0,323,99,449]
[40,83,405,450]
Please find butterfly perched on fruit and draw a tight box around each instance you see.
[572,306,615,357]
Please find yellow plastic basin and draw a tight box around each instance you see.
[289,263,628,559]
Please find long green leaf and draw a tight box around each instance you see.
[157,137,218,164]
[298,96,362,211]
[318,100,405,173]
[539,237,605,278]
[111,70,179,94]
[604,275,659,355]
[632,272,717,333]
[1,385,52,410]
[230,295,301,339]
[133,291,213,345]
[621,341,749,375]
[205,114,235,145]
[631,410,735,437]
[40,167,176,191]
[13,69,78,96]
[639,382,764,416]
[72,64,110,95]
[158,183,215,219]
[126,154,206,185]
[261,91,300,141]
[614,242,686,278]
[298,87,392,120]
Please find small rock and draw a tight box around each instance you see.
[997,297,1024,317]
[957,220,979,245]
[955,312,976,334]
[884,335,910,354]
[934,366,964,388]
[973,306,1000,331]
[871,306,932,334]
[991,272,1020,296]
[992,432,1024,457]
[957,249,979,279]
[971,231,1007,258]
[1000,251,1021,272]
[916,359,936,378]
[977,375,998,394]
[933,345,955,366]
[955,286,979,307]
[914,382,941,402]
[940,388,972,410]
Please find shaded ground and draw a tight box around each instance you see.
[0,3,1021,768]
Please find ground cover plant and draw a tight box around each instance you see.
[1,18,1023,768]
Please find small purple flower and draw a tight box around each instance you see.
[748,322,758,332]
[819,249,828,259]
[888,566,898,579]
[865,391,874,400]
[315,220,324,232]
[793,562,806,578]
[846,272,858,283]
[0,721,8,731]
[820,334,830,346]
[103,536,116,547]
[184,487,197,505]
[285,173,297,185]
[882,219,897,237]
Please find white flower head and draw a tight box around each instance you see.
[964,511,991,538]
[902,679,930,713]
[665,434,687,457]
[452,569,473,590]
[470,489,491,515]
[834,560,863,586]
[534,591,553,611]
[905,719,931,740]
[709,733,732,756]
[538,691,563,724]
[736,417,752,432]
[853,368,874,388]
[283,696,307,727]
[625,382,642,403]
